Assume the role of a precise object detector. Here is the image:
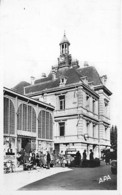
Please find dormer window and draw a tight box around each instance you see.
[80,76,88,85]
[60,77,67,86]
[61,78,64,83]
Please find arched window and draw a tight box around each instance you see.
[49,113,53,139]
[46,112,49,139]
[17,104,36,132]
[4,97,15,135]
[38,110,53,139]
[38,111,42,138]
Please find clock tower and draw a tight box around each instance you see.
[58,33,72,69]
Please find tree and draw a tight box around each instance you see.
[110,125,117,159]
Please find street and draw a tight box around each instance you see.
[19,161,117,190]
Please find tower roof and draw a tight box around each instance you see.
[59,33,70,45]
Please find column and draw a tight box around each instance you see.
[36,105,39,152]
[95,100,98,115]
[89,97,92,112]
[15,97,18,167]
[98,92,104,117]
[77,86,83,107]
[89,122,92,137]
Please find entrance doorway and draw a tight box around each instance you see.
[22,138,31,153]
[55,144,60,156]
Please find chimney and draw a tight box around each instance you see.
[84,61,89,67]
[41,73,46,78]
[30,76,35,85]
[52,70,56,80]
[101,75,107,85]
[51,66,57,80]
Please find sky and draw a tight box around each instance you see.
[0,0,121,126]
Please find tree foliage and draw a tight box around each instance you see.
[110,125,117,151]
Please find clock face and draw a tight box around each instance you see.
[60,56,65,62]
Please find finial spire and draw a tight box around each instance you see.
[64,30,66,36]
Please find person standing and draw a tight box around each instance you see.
[59,151,64,167]
[90,149,94,160]
[35,153,40,167]
[75,151,81,167]
[46,151,51,169]
[82,150,87,167]
[83,150,87,160]
[20,148,25,164]
[31,152,36,169]
[40,151,46,168]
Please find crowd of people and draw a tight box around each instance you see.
[16,148,112,170]
[17,149,53,170]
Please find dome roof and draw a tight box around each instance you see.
[59,33,70,45]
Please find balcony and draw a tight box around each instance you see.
[54,134,99,145]
[99,115,110,124]
[54,107,78,117]
[99,138,110,146]
[82,108,99,121]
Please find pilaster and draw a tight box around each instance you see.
[77,116,83,135]
[77,86,83,107]
[98,92,104,117]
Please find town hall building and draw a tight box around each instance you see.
[12,33,112,158]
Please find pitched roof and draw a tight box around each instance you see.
[76,66,102,85]
[25,79,60,94]
[25,68,82,94]
[12,81,30,95]
[13,66,102,96]
[25,66,102,95]
[34,73,52,84]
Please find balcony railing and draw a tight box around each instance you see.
[54,134,99,144]
[55,106,99,121]
[99,138,110,145]
[54,107,78,117]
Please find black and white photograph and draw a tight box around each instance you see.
[1,0,121,193]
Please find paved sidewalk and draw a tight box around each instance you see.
[2,166,71,191]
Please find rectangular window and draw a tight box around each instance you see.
[59,122,65,136]
[104,100,108,116]
[86,121,89,134]
[59,95,65,110]
[93,99,95,113]
[86,94,89,110]
[93,124,95,138]
[105,127,108,139]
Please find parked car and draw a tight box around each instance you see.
[65,148,77,166]
[65,148,77,157]
[111,160,117,174]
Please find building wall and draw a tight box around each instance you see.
[31,83,110,157]
[3,92,54,165]
[98,89,111,147]
[66,90,78,109]
[47,87,100,155]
